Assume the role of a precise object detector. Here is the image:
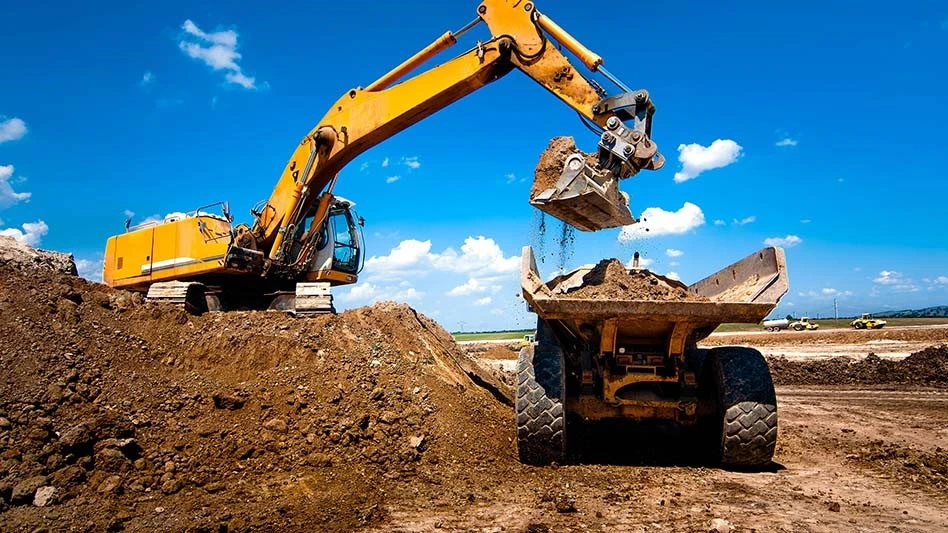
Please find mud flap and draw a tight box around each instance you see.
[530,154,636,232]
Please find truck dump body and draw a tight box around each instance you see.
[516,246,789,467]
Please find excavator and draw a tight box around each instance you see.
[103,0,665,313]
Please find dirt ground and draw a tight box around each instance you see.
[2,240,948,532]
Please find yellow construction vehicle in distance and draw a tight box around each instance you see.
[103,0,665,315]
[789,317,819,331]
[851,313,887,329]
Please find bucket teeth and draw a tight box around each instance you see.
[530,154,636,232]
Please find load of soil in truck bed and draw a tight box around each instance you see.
[560,259,709,302]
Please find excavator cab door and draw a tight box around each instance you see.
[328,203,361,275]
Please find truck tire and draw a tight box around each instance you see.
[516,319,566,465]
[705,346,777,467]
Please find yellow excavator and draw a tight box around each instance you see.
[104,0,664,313]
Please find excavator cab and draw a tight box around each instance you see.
[302,197,363,285]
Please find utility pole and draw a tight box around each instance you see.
[834,298,839,321]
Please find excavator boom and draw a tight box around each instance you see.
[104,1,665,313]
[246,0,664,273]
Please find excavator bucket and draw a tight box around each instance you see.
[530,153,636,231]
[529,137,640,232]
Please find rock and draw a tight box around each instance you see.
[11,475,48,505]
[305,453,333,467]
[96,475,122,494]
[828,501,841,512]
[263,418,288,433]
[212,392,245,410]
[379,411,399,424]
[46,384,65,404]
[161,479,183,495]
[164,461,176,474]
[0,417,11,430]
[50,466,85,489]
[709,518,733,533]
[33,486,56,507]
[409,435,426,450]
[0,236,78,275]
[95,438,140,457]
[58,423,95,456]
[369,388,384,401]
[95,448,130,473]
[554,494,577,513]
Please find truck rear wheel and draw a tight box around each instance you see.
[516,319,566,465]
[706,346,777,467]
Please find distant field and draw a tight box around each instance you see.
[714,317,948,333]
[452,330,533,342]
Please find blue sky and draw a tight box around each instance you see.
[2,1,947,331]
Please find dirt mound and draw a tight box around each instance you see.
[562,259,708,301]
[530,137,600,198]
[0,259,513,530]
[767,345,948,386]
[0,235,76,275]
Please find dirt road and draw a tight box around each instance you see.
[369,385,948,532]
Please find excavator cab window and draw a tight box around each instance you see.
[329,206,360,274]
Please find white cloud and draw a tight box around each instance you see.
[665,271,681,281]
[713,219,726,226]
[505,173,517,184]
[821,288,853,297]
[873,270,901,285]
[75,258,103,282]
[872,270,919,292]
[140,71,154,87]
[359,162,370,172]
[448,278,502,296]
[935,276,948,285]
[665,249,684,258]
[673,139,742,183]
[627,257,655,268]
[776,138,798,147]
[381,157,390,168]
[0,118,27,143]
[800,219,812,224]
[619,202,705,241]
[475,297,492,306]
[670,261,680,267]
[124,209,135,219]
[179,19,259,90]
[0,165,31,208]
[764,235,803,248]
[402,156,421,170]
[733,216,756,225]
[365,236,519,282]
[386,176,400,184]
[0,220,48,246]
[338,281,424,305]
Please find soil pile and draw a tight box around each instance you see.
[0,256,513,531]
[767,345,948,386]
[530,137,600,198]
[0,235,77,275]
[562,259,708,301]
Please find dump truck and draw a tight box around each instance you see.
[851,313,886,329]
[518,246,789,467]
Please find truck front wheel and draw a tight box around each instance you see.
[516,319,566,465]
[704,346,778,468]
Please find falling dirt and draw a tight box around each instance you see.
[561,259,709,301]
[555,221,575,271]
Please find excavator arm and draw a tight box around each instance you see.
[239,0,664,279]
